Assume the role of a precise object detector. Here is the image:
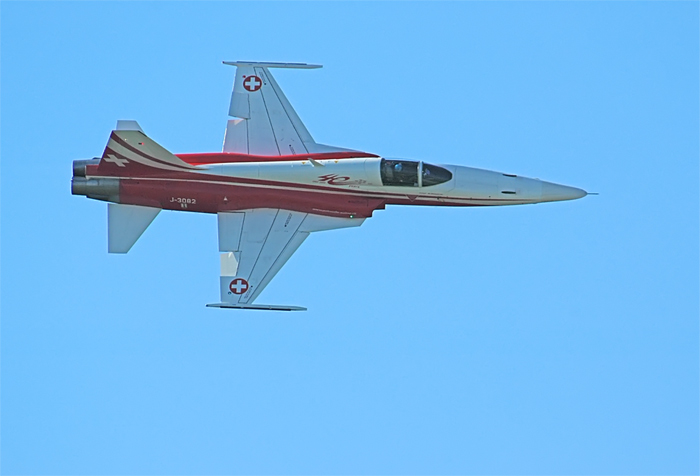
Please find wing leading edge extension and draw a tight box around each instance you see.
[207,209,365,311]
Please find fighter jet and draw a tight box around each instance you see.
[72,61,587,311]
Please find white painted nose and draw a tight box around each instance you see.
[541,181,587,202]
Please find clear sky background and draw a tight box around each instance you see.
[2,2,698,475]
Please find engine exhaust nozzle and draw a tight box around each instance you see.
[72,158,101,178]
[71,177,120,202]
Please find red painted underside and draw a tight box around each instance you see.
[118,178,389,218]
[176,150,379,165]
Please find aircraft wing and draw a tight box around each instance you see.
[222,61,357,156]
[208,209,364,311]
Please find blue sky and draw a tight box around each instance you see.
[2,2,698,475]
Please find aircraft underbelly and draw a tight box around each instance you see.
[117,177,385,218]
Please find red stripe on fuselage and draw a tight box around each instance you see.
[176,151,379,165]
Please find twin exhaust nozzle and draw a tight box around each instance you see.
[71,158,119,202]
[72,158,101,178]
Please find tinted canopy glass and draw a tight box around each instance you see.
[380,159,453,187]
[422,163,453,186]
[381,159,419,187]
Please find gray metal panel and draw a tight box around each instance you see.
[214,210,366,307]
[255,67,309,155]
[224,64,318,156]
[217,212,245,251]
[220,252,241,277]
[263,67,315,147]
[239,210,306,304]
[219,209,278,304]
[246,231,309,304]
[222,119,248,153]
[229,92,250,119]
[299,214,365,233]
[243,214,308,303]
[116,120,143,132]
[107,203,160,253]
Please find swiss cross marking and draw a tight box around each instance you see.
[229,278,249,294]
[243,75,262,92]
[103,154,129,167]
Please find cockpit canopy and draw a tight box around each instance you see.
[380,159,453,187]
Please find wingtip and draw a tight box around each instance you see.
[222,61,322,69]
[206,302,307,311]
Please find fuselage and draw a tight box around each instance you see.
[72,151,587,219]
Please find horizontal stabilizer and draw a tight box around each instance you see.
[206,303,307,311]
[108,203,160,253]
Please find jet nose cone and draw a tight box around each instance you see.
[541,181,587,202]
